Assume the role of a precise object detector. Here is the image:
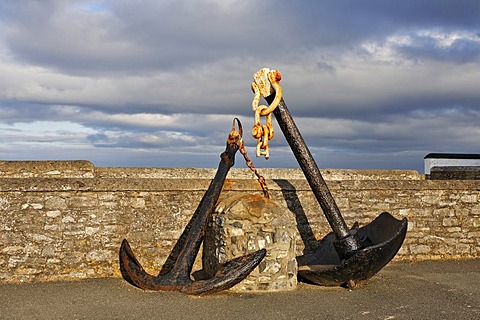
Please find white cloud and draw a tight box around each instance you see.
[417,29,480,48]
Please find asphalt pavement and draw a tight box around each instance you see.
[1,259,479,320]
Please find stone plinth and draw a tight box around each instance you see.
[203,193,297,292]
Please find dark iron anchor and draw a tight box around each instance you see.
[119,119,266,294]
[265,94,408,288]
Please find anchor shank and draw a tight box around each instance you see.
[266,95,361,252]
[170,140,238,279]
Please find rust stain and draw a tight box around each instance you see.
[247,195,267,210]
[222,178,235,191]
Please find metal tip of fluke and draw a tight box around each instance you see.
[254,67,407,288]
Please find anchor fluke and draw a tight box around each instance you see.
[297,212,407,287]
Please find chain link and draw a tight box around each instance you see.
[232,118,270,198]
[239,143,270,199]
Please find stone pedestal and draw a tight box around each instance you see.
[203,193,297,292]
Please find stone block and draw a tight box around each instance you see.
[45,196,68,210]
[460,194,478,203]
[410,244,431,254]
[442,218,460,227]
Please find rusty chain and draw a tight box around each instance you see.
[251,69,283,159]
[231,118,270,198]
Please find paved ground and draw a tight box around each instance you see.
[1,260,479,320]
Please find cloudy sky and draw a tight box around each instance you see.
[1,0,479,172]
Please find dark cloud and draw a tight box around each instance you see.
[4,1,478,75]
[0,1,479,172]
[397,32,480,63]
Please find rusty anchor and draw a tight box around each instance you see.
[119,119,266,294]
[255,68,407,288]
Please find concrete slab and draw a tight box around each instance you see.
[1,260,479,320]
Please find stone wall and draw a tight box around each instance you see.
[430,166,480,180]
[0,161,479,283]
